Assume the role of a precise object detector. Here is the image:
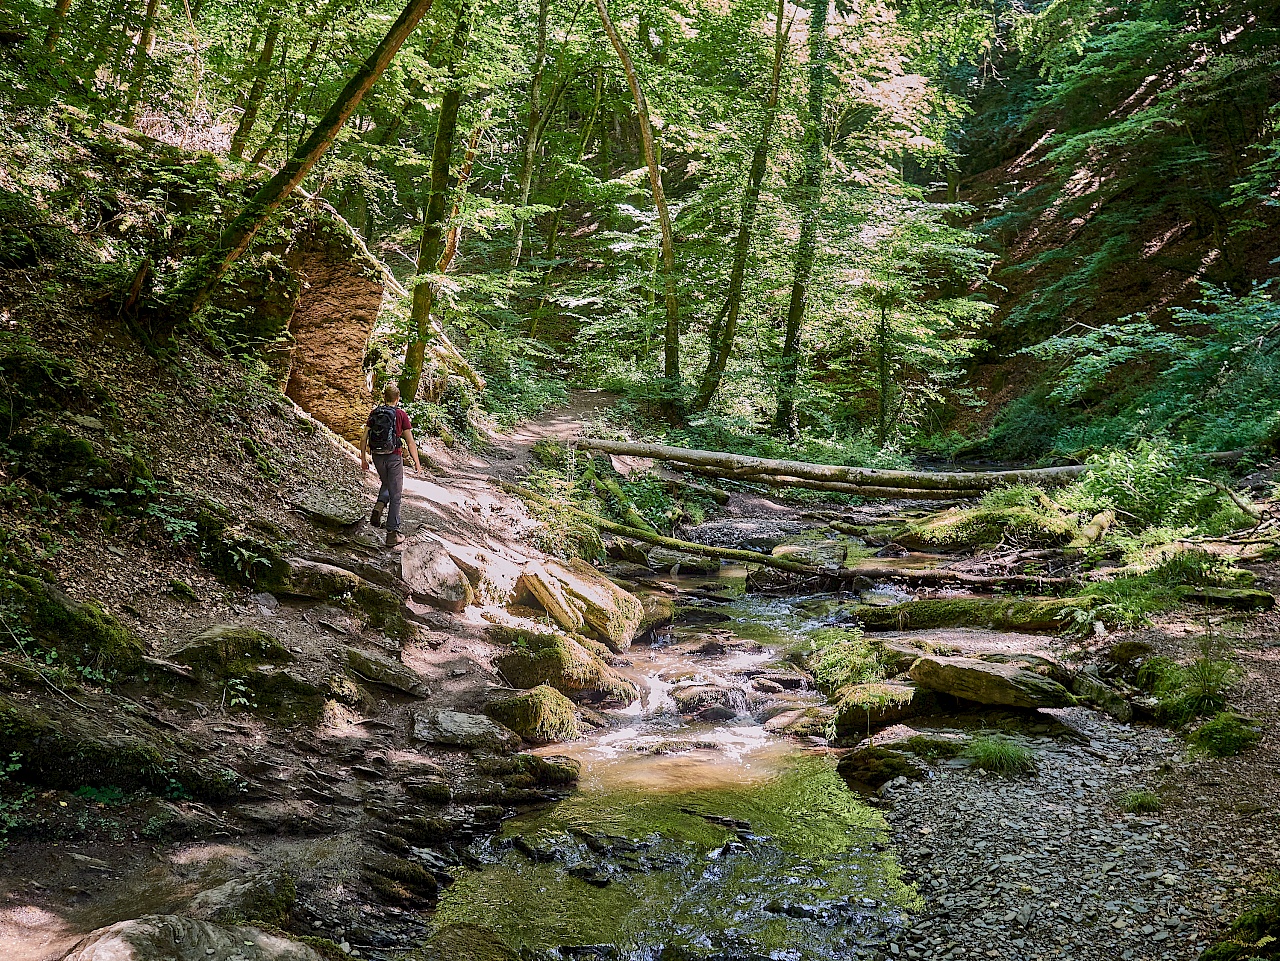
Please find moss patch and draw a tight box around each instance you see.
[836,745,924,788]
[172,624,293,672]
[900,505,1076,551]
[1190,712,1262,757]
[852,596,1091,633]
[491,627,637,704]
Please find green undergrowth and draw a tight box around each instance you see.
[962,735,1037,776]
[800,627,889,695]
[1118,789,1163,814]
[1200,873,1280,961]
[1135,640,1240,724]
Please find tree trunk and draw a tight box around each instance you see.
[123,0,161,125]
[509,0,549,269]
[399,4,469,402]
[229,12,282,160]
[575,437,1091,491]
[694,0,788,411]
[594,0,680,403]
[877,301,891,447]
[175,0,439,320]
[44,0,75,50]
[773,0,830,437]
[437,123,483,273]
[250,31,322,165]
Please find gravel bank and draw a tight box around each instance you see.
[875,708,1263,961]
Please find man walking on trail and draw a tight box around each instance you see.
[361,383,423,548]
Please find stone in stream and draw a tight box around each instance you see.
[58,915,325,961]
[909,655,1074,709]
[516,558,644,652]
[648,547,722,574]
[412,709,522,753]
[670,683,748,716]
[490,626,638,704]
[832,680,936,741]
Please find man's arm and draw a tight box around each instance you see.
[360,428,370,471]
[402,428,423,474]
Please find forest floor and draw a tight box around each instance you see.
[1,380,1277,961]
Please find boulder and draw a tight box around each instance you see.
[484,685,582,743]
[171,625,292,673]
[490,627,637,704]
[188,871,296,925]
[762,705,833,738]
[909,655,1074,709]
[58,915,323,961]
[400,537,474,613]
[0,574,144,674]
[345,647,428,696]
[412,709,521,753]
[545,558,644,652]
[605,539,652,567]
[670,684,747,716]
[1106,639,1154,666]
[516,562,584,632]
[897,505,1076,552]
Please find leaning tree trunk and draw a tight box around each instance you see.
[399,4,469,402]
[44,0,75,50]
[123,0,162,125]
[695,0,788,411]
[595,0,680,404]
[773,0,829,438]
[229,11,282,160]
[175,0,438,320]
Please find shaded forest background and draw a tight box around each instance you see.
[1,0,1278,464]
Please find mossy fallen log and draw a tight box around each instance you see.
[849,596,1094,633]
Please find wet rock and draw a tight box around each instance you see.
[763,705,833,738]
[909,655,1074,709]
[476,752,580,789]
[771,537,851,570]
[485,685,583,743]
[288,486,367,527]
[491,626,637,704]
[546,558,644,652]
[420,923,520,961]
[837,745,926,788]
[605,538,652,567]
[189,870,296,925]
[58,915,325,961]
[400,536,474,613]
[345,647,428,696]
[412,709,521,753]
[670,684,747,716]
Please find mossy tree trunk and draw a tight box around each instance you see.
[175,0,439,320]
[229,11,283,160]
[123,0,161,124]
[44,0,75,50]
[773,0,829,438]
[399,3,469,402]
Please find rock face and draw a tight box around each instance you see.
[412,709,521,753]
[399,537,474,613]
[345,647,428,696]
[491,627,638,704]
[283,223,383,445]
[909,655,1074,709]
[58,915,324,961]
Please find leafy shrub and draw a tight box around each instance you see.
[1190,713,1262,757]
[962,735,1037,775]
[1200,874,1280,961]
[803,627,885,693]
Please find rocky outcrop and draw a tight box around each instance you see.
[345,647,428,696]
[484,685,582,743]
[491,626,638,704]
[909,655,1074,709]
[516,559,643,652]
[399,536,475,613]
[59,916,324,961]
[412,709,521,753]
[283,222,384,444]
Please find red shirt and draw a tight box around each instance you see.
[392,407,411,451]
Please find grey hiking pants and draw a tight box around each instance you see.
[372,451,404,532]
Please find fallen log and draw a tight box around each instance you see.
[499,480,1078,591]
[578,438,1089,491]
[683,466,984,500]
[1068,510,1115,549]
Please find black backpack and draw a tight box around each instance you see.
[367,405,399,454]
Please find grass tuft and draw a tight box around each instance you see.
[962,735,1036,776]
[1118,789,1163,814]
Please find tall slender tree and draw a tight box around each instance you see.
[123,0,162,124]
[773,0,829,437]
[229,11,283,160]
[594,0,680,403]
[399,3,470,401]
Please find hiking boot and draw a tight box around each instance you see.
[370,504,383,528]
[386,530,405,549]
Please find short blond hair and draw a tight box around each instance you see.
[382,383,401,403]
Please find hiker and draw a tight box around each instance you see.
[361,383,423,548]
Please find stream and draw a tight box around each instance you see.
[432,567,923,960]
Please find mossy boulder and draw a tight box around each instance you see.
[909,655,1074,709]
[1180,586,1276,611]
[832,681,935,742]
[491,626,638,704]
[414,924,520,961]
[898,506,1076,551]
[836,745,925,789]
[485,686,582,744]
[274,557,407,638]
[189,871,297,926]
[0,575,144,673]
[476,751,580,788]
[236,668,326,724]
[851,596,1091,633]
[171,624,293,674]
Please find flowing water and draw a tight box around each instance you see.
[432,570,921,960]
